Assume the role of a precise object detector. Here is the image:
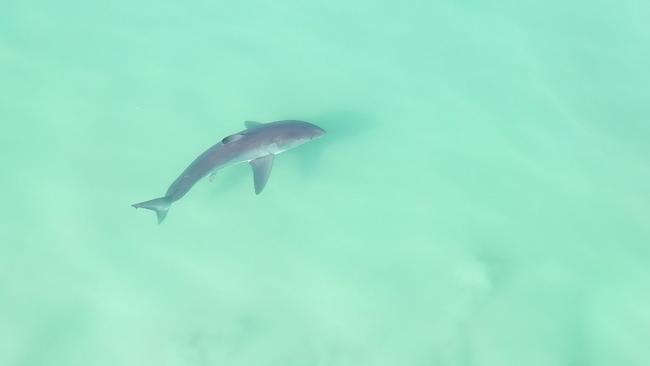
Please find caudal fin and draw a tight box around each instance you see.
[132,196,172,224]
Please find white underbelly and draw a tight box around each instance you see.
[242,143,288,162]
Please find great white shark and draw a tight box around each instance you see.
[132,120,326,223]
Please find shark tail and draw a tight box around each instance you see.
[132,196,172,224]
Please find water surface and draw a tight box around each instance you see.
[1,1,649,365]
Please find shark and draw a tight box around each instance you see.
[132,120,326,223]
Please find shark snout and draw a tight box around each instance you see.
[311,127,326,139]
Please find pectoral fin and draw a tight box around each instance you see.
[245,121,263,129]
[222,134,244,144]
[249,154,274,194]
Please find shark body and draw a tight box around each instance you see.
[132,120,326,223]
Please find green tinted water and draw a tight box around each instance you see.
[2,1,649,365]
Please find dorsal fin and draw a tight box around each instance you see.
[245,121,263,129]
[222,134,244,144]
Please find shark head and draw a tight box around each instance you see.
[274,120,326,150]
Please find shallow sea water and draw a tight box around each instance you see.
[2,1,650,365]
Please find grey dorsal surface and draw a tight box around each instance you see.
[132,120,326,223]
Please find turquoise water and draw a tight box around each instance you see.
[2,1,650,365]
